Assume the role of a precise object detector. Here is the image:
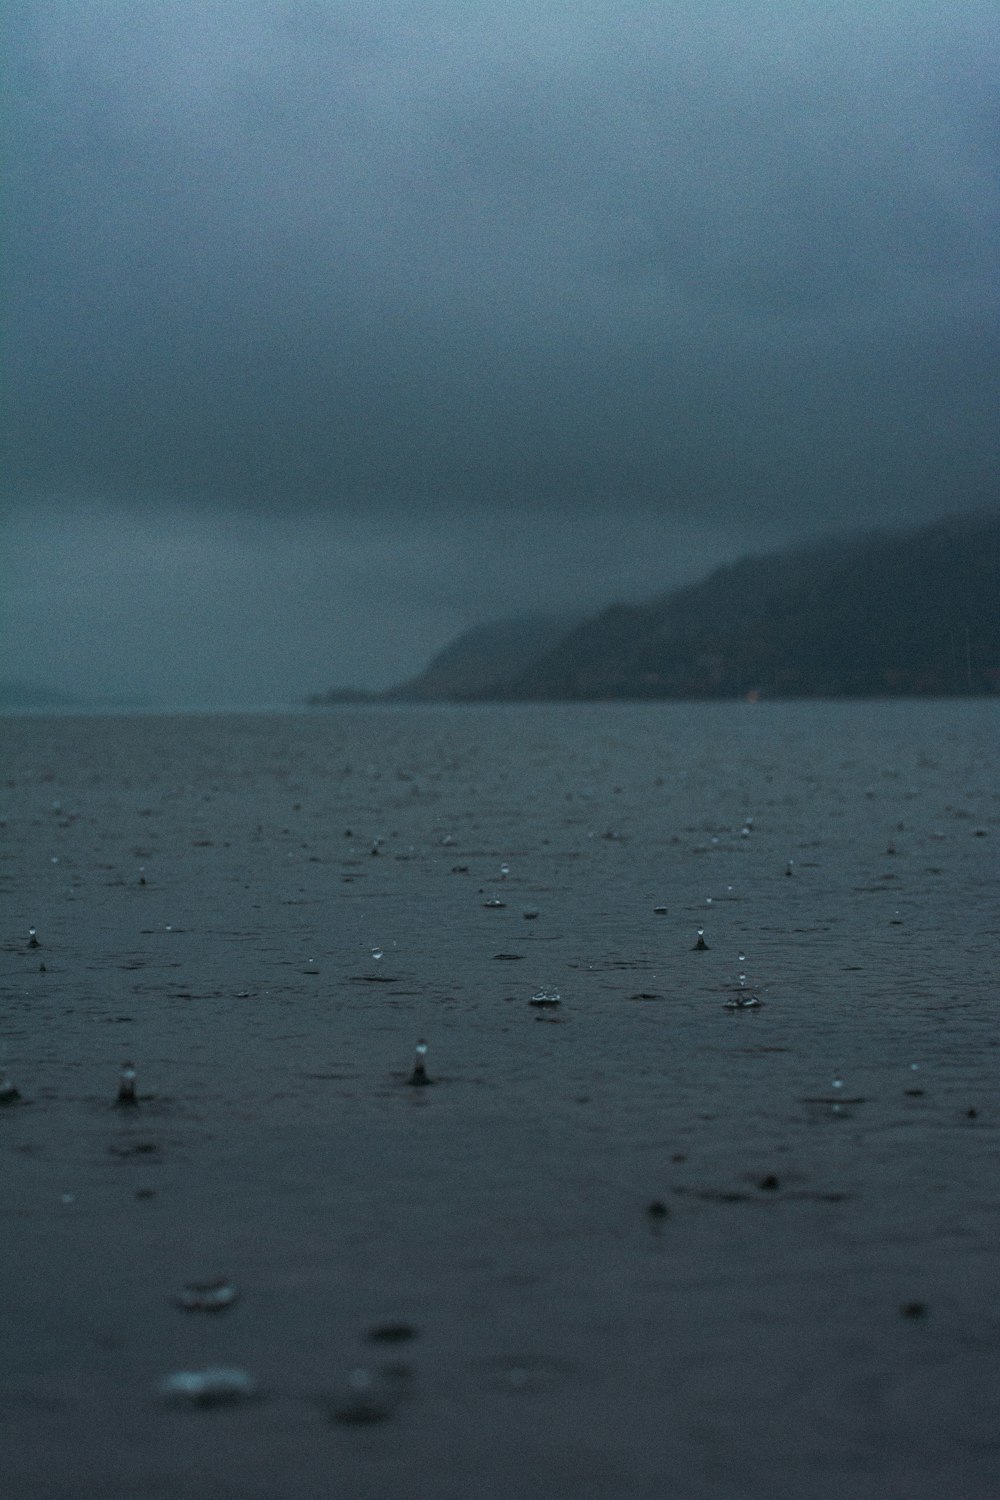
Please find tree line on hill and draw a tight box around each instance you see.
[308,509,1000,703]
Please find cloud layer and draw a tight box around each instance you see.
[3,1,998,700]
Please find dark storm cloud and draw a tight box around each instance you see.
[6,0,998,514]
[3,1,999,700]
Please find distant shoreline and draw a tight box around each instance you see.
[309,687,1000,707]
[4,693,999,724]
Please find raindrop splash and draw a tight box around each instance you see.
[529,987,561,1008]
[407,1040,431,1087]
[160,1367,258,1407]
[724,991,762,1010]
[0,1072,23,1105]
[331,1366,391,1425]
[116,1062,138,1108]
[725,951,762,1008]
[174,1281,239,1313]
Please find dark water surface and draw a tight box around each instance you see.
[2,702,998,1498]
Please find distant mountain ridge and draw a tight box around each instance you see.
[307,510,1000,703]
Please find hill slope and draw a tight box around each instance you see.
[385,613,578,701]
[498,511,1000,699]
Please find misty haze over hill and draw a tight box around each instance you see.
[309,511,1000,703]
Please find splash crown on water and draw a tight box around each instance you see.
[116,1061,138,1107]
[0,1073,22,1105]
[407,1039,431,1086]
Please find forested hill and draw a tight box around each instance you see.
[308,513,995,705]
[308,511,1000,704]
[496,511,1000,700]
[384,614,579,701]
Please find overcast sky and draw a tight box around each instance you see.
[3,0,998,704]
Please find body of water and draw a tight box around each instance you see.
[2,701,998,1498]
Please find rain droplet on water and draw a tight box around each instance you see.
[0,1073,23,1105]
[116,1062,138,1107]
[331,1366,391,1425]
[529,987,561,1007]
[407,1040,431,1086]
[371,947,384,961]
[160,1367,258,1407]
[174,1280,239,1313]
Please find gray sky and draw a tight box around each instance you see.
[3,0,998,704]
